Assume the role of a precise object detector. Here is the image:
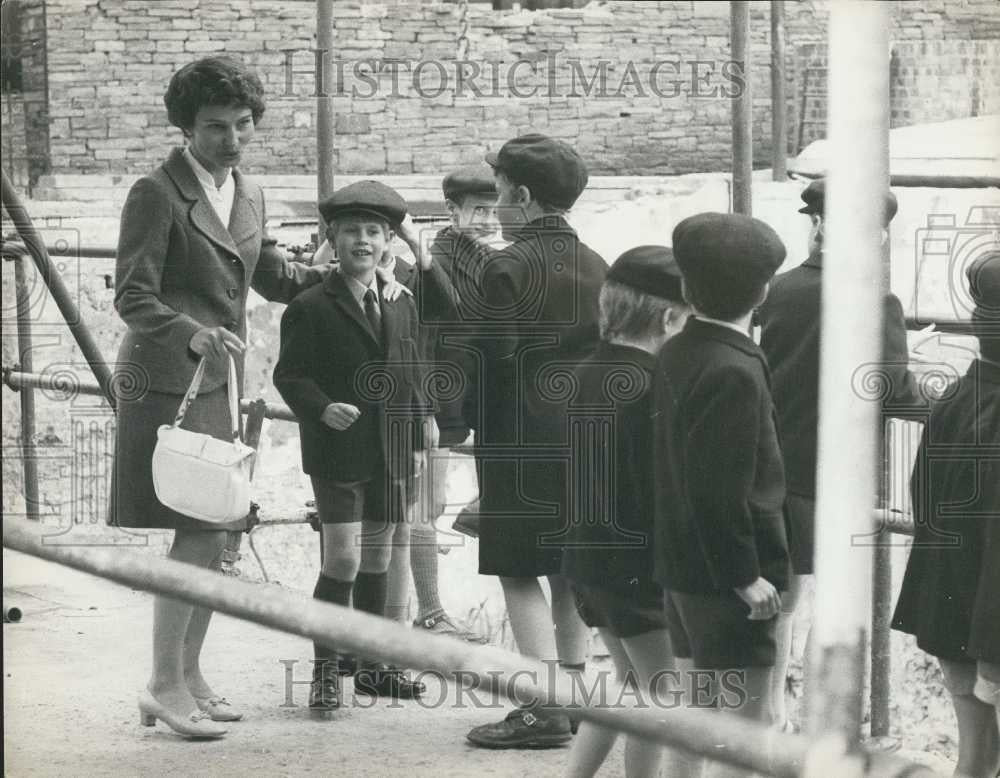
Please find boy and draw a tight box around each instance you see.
[756,179,920,729]
[652,213,790,776]
[382,166,498,642]
[465,134,606,749]
[562,246,698,778]
[273,181,442,715]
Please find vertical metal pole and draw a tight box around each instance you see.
[808,0,891,746]
[869,213,895,743]
[730,1,752,214]
[869,424,893,741]
[316,0,336,235]
[770,0,787,181]
[11,254,40,521]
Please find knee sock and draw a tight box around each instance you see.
[312,574,353,665]
[410,525,444,620]
[352,571,388,618]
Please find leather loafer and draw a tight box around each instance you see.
[353,664,425,700]
[309,664,342,718]
[466,707,572,749]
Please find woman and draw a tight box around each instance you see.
[109,57,329,738]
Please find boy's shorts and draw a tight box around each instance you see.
[310,475,406,525]
[975,661,1000,707]
[572,581,667,639]
[664,589,778,669]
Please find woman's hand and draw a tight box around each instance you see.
[397,214,432,270]
[375,264,413,302]
[189,327,246,361]
[321,402,361,430]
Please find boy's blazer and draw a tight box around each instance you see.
[114,147,328,394]
[653,317,791,594]
[273,270,432,482]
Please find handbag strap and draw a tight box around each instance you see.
[227,354,241,443]
[173,356,208,426]
[173,355,242,444]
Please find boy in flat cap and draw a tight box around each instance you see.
[561,246,699,778]
[756,178,921,730]
[382,165,499,644]
[274,181,452,715]
[652,213,790,768]
[465,134,606,749]
[893,252,1000,778]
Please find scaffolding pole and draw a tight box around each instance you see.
[730,1,752,214]
[770,1,787,181]
[2,518,944,778]
[807,0,891,748]
[316,0,336,235]
[8,252,39,521]
[1,168,116,409]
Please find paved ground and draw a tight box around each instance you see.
[2,549,631,778]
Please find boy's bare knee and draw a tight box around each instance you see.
[359,544,392,573]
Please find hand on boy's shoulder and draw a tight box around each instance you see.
[321,402,361,431]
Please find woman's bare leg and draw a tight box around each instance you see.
[149,528,227,713]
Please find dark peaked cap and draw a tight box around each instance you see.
[798,177,898,225]
[443,165,497,201]
[485,133,588,210]
[606,245,684,302]
[671,212,786,288]
[319,180,408,226]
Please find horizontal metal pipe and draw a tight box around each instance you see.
[1,517,942,777]
[2,369,297,422]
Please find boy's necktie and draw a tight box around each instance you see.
[363,289,382,345]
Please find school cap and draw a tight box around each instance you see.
[606,245,684,302]
[319,180,408,226]
[672,212,786,290]
[485,134,588,210]
[442,165,497,201]
[798,178,898,225]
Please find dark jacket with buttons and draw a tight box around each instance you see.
[653,317,791,594]
[273,269,442,482]
[561,341,661,596]
[757,251,922,499]
[892,358,1000,662]
[114,147,328,395]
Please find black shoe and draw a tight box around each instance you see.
[353,664,425,699]
[308,664,341,717]
[466,707,573,749]
[336,653,357,677]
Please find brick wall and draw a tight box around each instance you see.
[26,0,1000,178]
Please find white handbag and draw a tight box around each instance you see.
[152,355,256,523]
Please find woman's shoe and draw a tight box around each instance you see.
[194,696,244,722]
[138,690,228,739]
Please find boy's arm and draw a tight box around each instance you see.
[396,215,460,321]
[684,367,764,591]
[273,299,335,424]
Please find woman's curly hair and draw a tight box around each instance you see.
[163,56,266,132]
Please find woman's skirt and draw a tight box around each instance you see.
[108,385,248,532]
